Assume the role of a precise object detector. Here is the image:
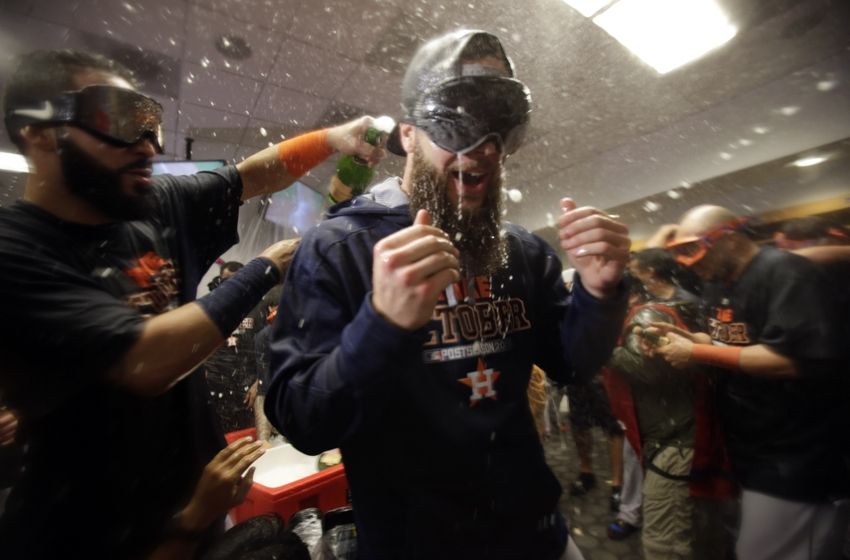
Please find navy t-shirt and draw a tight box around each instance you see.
[704,247,848,501]
[0,167,242,557]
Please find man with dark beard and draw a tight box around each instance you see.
[264,30,631,560]
[0,50,384,558]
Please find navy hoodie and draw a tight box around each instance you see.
[265,179,627,559]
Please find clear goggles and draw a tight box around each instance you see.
[7,85,164,153]
[411,76,531,155]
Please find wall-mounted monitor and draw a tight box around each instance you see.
[264,181,326,237]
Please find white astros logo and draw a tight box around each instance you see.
[458,357,501,406]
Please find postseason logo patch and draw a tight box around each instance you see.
[423,338,511,364]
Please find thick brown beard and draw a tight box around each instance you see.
[408,145,508,278]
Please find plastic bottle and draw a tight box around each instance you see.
[327,116,395,204]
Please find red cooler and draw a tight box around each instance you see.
[225,429,350,523]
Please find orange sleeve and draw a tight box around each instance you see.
[691,344,742,370]
[277,129,334,177]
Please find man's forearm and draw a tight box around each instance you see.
[111,258,281,396]
[237,129,333,201]
[109,303,222,396]
[690,343,799,378]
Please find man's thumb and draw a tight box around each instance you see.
[560,197,577,213]
[414,208,431,226]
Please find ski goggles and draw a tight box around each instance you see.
[666,220,745,267]
[6,85,164,153]
[410,76,531,155]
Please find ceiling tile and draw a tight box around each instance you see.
[252,83,330,128]
[0,12,73,70]
[362,10,440,75]
[267,38,355,98]
[665,0,850,109]
[287,0,402,60]
[189,0,295,33]
[334,61,403,116]
[177,103,249,144]
[69,29,183,98]
[240,118,304,148]
[184,4,279,81]
[181,63,264,116]
[24,0,79,26]
[314,100,370,129]
[69,0,186,58]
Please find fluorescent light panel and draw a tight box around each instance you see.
[791,155,829,168]
[593,0,738,74]
[0,151,28,173]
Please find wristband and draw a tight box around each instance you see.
[277,129,334,177]
[197,257,281,337]
[691,344,742,370]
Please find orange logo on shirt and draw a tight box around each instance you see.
[125,252,168,288]
[124,252,179,314]
[457,357,501,406]
[716,308,734,322]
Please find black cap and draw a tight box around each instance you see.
[386,29,517,156]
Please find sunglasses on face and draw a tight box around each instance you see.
[411,76,531,155]
[7,85,164,153]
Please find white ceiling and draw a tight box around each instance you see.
[0,0,848,236]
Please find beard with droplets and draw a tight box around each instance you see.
[408,145,508,278]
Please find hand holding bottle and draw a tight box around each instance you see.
[326,116,392,167]
[328,115,396,203]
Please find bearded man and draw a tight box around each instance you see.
[0,49,383,557]
[264,29,631,560]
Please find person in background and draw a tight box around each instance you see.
[208,260,246,292]
[564,375,626,513]
[606,248,735,558]
[204,260,271,434]
[775,216,850,560]
[249,286,283,443]
[649,205,849,560]
[0,48,384,558]
[265,29,631,560]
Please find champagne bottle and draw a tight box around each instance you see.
[328,116,395,204]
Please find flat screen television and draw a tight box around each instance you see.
[264,180,326,237]
[152,159,226,176]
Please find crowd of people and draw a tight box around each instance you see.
[553,210,850,560]
[0,25,847,560]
